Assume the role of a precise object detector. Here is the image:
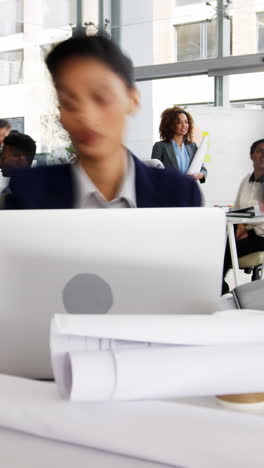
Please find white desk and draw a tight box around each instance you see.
[0,427,173,468]
[1,374,264,468]
[226,216,264,287]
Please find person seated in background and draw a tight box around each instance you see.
[0,132,36,194]
[151,106,207,183]
[0,119,11,150]
[222,139,264,294]
[4,33,201,210]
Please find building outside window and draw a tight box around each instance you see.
[0,0,23,36]
[175,0,205,5]
[0,50,23,86]
[8,116,24,133]
[43,0,76,29]
[175,20,217,62]
[257,12,264,52]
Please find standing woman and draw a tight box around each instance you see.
[151,106,207,183]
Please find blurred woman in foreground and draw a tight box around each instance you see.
[5,34,201,209]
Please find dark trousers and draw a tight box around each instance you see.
[222,229,264,293]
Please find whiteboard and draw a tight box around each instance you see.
[127,101,264,204]
[186,107,264,203]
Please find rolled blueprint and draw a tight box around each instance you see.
[63,344,264,401]
[51,312,264,347]
[50,312,264,401]
[187,135,208,175]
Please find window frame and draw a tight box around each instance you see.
[257,11,264,53]
[0,0,24,37]
[174,19,217,62]
[0,49,24,86]
[126,0,264,107]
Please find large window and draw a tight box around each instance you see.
[257,12,264,52]
[8,116,24,132]
[231,1,264,56]
[43,0,76,29]
[175,20,217,62]
[0,0,23,36]
[0,50,23,85]
[230,71,264,108]
[175,0,205,5]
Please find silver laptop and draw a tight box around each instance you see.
[0,208,225,378]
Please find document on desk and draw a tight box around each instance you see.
[50,312,264,401]
[187,135,208,175]
[2,374,264,468]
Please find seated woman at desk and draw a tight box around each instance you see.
[4,35,201,210]
[222,139,264,294]
[151,106,207,183]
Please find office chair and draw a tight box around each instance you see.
[239,252,264,282]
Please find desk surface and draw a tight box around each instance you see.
[1,375,264,468]
[0,427,174,468]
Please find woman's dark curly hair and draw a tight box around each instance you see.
[159,106,194,143]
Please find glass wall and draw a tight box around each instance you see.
[43,0,76,29]
[0,0,263,200]
[114,0,264,64]
[110,0,264,203]
[231,0,264,56]
[230,71,264,107]
[0,0,24,36]
[0,0,98,165]
[0,50,23,85]
[115,0,218,66]
[175,20,217,61]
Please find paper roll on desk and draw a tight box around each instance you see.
[187,135,208,175]
[56,344,264,401]
[51,313,264,401]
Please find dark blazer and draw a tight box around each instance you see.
[151,141,207,183]
[5,154,201,209]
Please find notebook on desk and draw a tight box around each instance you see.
[226,206,255,218]
[0,208,225,378]
[227,206,264,218]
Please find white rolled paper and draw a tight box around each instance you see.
[187,135,208,175]
[50,312,264,401]
[65,344,264,401]
[52,312,264,346]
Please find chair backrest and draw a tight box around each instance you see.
[233,279,264,310]
[239,252,264,269]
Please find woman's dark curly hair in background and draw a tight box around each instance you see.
[159,106,194,143]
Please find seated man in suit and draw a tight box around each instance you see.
[5,34,201,210]
[0,132,36,194]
